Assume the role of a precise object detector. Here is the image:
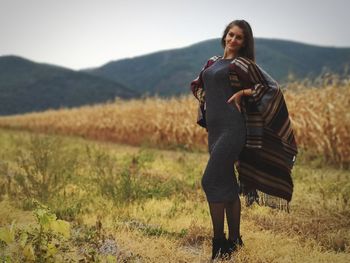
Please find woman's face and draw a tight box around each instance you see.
[224,25,245,54]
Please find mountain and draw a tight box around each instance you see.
[84,38,350,97]
[0,56,140,116]
[1,38,349,116]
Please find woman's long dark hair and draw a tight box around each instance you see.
[221,20,255,61]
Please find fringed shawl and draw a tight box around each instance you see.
[190,55,298,212]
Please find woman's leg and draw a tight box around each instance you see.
[208,202,225,238]
[207,202,227,259]
[202,130,244,258]
[225,197,241,241]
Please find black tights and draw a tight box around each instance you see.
[208,197,241,241]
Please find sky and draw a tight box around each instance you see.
[1,0,349,70]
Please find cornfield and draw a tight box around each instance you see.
[0,83,349,168]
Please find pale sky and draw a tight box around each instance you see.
[1,0,349,70]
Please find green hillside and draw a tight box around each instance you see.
[0,56,140,116]
[1,38,349,116]
[86,38,350,97]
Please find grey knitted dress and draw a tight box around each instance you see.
[201,58,247,202]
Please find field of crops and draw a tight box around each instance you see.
[0,82,349,168]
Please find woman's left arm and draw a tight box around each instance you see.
[229,57,278,106]
[227,58,257,111]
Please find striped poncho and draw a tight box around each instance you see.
[190,55,298,212]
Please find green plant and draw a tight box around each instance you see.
[0,199,72,262]
[9,134,78,202]
[85,145,168,205]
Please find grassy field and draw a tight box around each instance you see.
[0,128,349,262]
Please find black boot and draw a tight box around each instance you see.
[211,235,228,260]
[226,235,244,257]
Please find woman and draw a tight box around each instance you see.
[190,20,298,260]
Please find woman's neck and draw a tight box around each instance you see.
[222,51,237,60]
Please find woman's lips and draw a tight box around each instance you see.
[229,43,238,47]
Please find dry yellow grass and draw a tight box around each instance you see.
[0,83,349,167]
[0,128,349,262]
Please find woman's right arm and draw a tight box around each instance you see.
[190,58,213,105]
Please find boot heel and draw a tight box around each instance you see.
[226,235,244,256]
[211,233,229,260]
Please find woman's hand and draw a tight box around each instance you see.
[227,90,244,113]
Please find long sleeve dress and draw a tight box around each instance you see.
[199,56,247,203]
[190,55,298,211]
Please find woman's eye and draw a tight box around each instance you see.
[229,33,243,39]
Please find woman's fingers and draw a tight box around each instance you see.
[227,93,237,104]
[227,97,242,112]
[235,102,241,112]
[227,92,242,112]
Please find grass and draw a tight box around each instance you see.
[0,127,349,262]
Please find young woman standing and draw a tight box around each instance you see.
[190,20,298,260]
